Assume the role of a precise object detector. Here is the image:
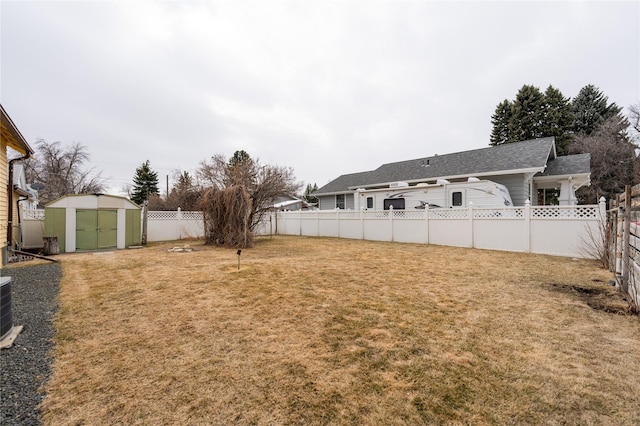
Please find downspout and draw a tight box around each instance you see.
[7,152,31,255]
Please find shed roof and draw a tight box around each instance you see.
[46,194,141,210]
[316,137,557,195]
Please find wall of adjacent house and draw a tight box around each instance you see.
[274,201,607,259]
[489,174,530,206]
[0,139,8,264]
[318,194,355,210]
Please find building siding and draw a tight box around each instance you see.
[345,193,355,210]
[489,174,530,206]
[318,196,334,210]
[0,138,8,261]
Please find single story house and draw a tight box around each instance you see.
[313,137,591,209]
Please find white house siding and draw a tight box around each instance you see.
[489,174,530,206]
[319,196,334,210]
[345,194,355,210]
[318,194,355,210]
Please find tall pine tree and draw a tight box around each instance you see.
[541,85,574,155]
[508,85,546,142]
[226,150,257,188]
[131,160,160,205]
[303,183,319,205]
[489,99,513,146]
[572,84,624,136]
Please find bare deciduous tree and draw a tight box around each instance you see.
[198,151,300,246]
[570,116,638,204]
[165,170,203,211]
[24,139,104,205]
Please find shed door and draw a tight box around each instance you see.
[98,210,117,249]
[76,210,98,250]
[76,210,117,250]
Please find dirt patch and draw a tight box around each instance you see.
[549,282,633,315]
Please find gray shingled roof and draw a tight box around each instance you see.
[315,137,557,195]
[536,153,591,177]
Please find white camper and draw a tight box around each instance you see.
[354,178,513,210]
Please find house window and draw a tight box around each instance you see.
[336,194,345,209]
[384,198,405,210]
[366,197,373,209]
[452,191,462,207]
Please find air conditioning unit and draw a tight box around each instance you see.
[0,277,13,341]
[389,182,409,188]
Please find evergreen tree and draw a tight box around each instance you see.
[303,183,319,205]
[572,84,624,136]
[131,160,160,205]
[489,84,575,150]
[226,150,257,188]
[489,99,513,146]
[508,85,546,142]
[542,85,575,155]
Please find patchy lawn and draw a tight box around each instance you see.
[40,236,639,425]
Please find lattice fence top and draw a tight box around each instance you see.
[474,208,524,219]
[278,205,601,221]
[362,211,391,220]
[428,208,468,220]
[23,209,45,220]
[148,211,203,220]
[148,211,179,220]
[531,206,599,219]
[180,211,204,220]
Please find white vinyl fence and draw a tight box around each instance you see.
[21,202,605,259]
[146,210,204,242]
[274,200,607,259]
[20,209,207,248]
[21,209,45,249]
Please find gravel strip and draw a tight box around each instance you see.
[1,263,61,426]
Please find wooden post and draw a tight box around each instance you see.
[141,200,148,245]
[621,185,631,293]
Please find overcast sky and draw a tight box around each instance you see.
[1,0,639,196]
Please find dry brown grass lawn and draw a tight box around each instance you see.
[37,236,639,425]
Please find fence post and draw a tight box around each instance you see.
[621,185,631,293]
[299,209,302,236]
[360,206,365,240]
[336,208,340,238]
[524,200,531,253]
[389,205,394,242]
[468,202,474,248]
[316,209,320,237]
[598,197,607,220]
[425,205,430,244]
[177,207,182,240]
